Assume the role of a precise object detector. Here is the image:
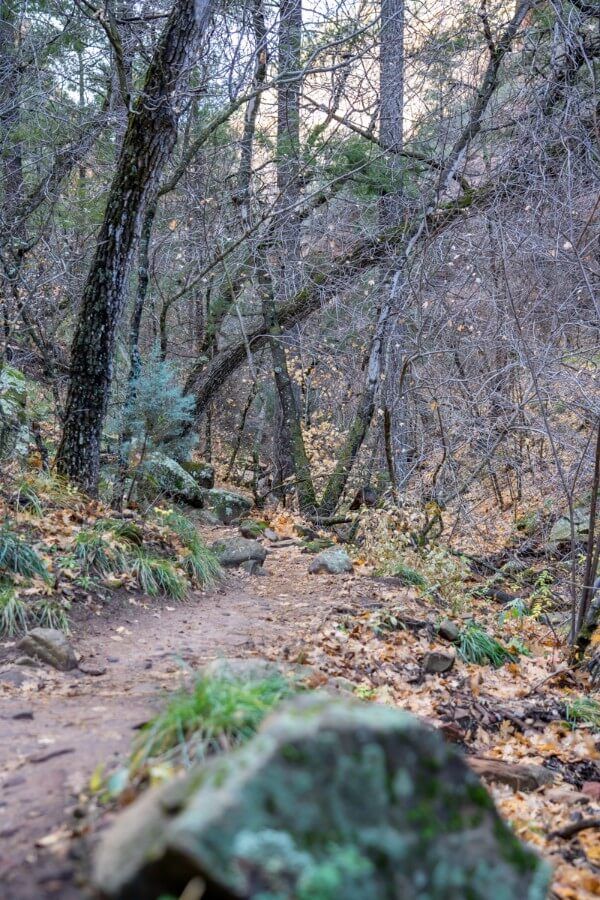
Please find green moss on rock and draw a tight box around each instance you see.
[94,695,550,900]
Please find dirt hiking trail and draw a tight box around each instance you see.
[0,535,333,900]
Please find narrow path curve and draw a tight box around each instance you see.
[0,538,331,900]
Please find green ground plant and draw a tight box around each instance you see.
[564,697,600,730]
[129,547,187,599]
[0,525,48,579]
[131,672,297,773]
[161,510,222,587]
[457,622,517,667]
[74,529,126,576]
[0,581,28,636]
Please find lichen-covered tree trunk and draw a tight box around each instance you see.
[56,0,213,495]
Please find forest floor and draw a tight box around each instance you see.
[2,521,600,900]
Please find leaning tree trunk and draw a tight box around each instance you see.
[317,0,405,517]
[316,0,532,517]
[56,0,213,495]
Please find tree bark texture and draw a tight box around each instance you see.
[56,0,213,494]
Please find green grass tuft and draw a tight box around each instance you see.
[130,547,187,599]
[74,529,125,576]
[14,479,44,517]
[0,525,48,579]
[457,622,516,667]
[131,672,296,772]
[389,562,428,588]
[564,697,600,730]
[0,581,28,636]
[163,511,222,587]
[34,597,71,632]
[103,518,144,546]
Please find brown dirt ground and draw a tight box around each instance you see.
[0,530,341,900]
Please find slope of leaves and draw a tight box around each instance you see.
[0,470,220,637]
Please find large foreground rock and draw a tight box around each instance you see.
[94,695,549,900]
[18,628,77,671]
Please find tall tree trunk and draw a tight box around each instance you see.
[0,0,24,362]
[236,0,267,223]
[259,0,316,513]
[56,0,213,495]
[379,0,404,226]
[379,0,409,491]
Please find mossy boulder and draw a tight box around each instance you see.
[94,694,549,900]
[301,536,334,553]
[0,365,29,459]
[180,460,215,490]
[204,488,252,524]
[239,518,268,539]
[211,537,267,569]
[138,453,203,507]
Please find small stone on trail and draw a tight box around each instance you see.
[263,528,278,541]
[17,628,77,672]
[239,519,267,539]
[308,547,353,575]
[203,488,252,525]
[211,537,267,569]
[0,668,28,687]
[437,619,459,642]
[12,709,34,720]
[240,559,263,575]
[423,650,455,674]
[78,663,107,676]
